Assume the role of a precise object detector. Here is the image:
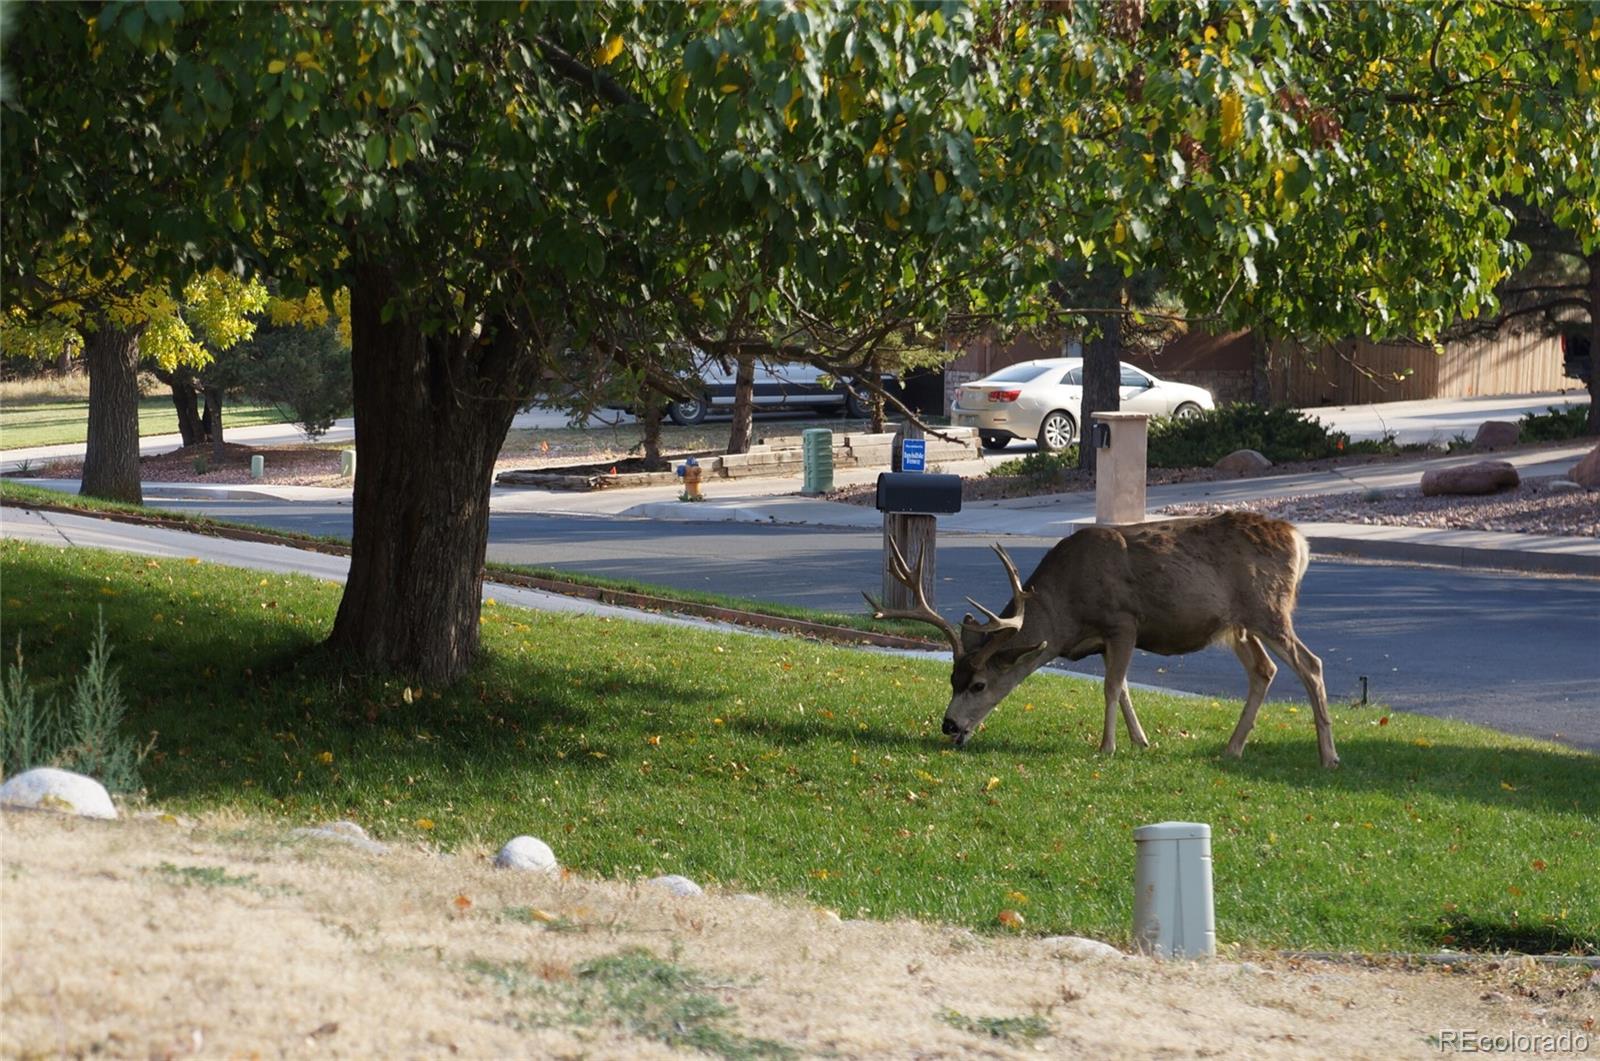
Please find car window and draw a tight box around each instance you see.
[1119,365,1151,388]
[1059,367,1083,385]
[981,364,1055,384]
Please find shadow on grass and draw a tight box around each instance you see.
[1410,912,1597,955]
[725,715,1064,758]
[1,558,711,804]
[1214,736,1600,817]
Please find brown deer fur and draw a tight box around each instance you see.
[868,511,1339,768]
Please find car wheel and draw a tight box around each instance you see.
[1037,411,1076,452]
[980,432,1010,451]
[1173,401,1204,421]
[844,389,872,419]
[666,396,709,426]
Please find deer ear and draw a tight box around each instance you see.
[994,640,1053,670]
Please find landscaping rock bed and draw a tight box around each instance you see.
[1161,475,1598,538]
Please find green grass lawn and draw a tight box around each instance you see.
[3,539,1595,954]
[0,395,291,450]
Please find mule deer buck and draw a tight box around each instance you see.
[864,511,1339,767]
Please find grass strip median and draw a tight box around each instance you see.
[3,539,1595,953]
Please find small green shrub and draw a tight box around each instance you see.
[988,445,1080,483]
[192,453,209,475]
[1146,404,1346,467]
[0,612,151,793]
[1518,404,1590,443]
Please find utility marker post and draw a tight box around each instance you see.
[1093,411,1150,524]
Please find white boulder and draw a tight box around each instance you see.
[292,820,389,855]
[647,874,704,897]
[0,767,118,820]
[494,835,559,874]
[1041,935,1125,961]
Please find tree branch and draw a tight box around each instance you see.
[533,35,640,108]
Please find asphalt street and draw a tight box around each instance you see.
[126,496,1600,750]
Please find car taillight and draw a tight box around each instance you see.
[988,389,1022,402]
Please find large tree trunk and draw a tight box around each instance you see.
[638,394,666,471]
[1587,251,1599,436]
[726,354,756,454]
[80,320,144,503]
[204,386,226,463]
[869,351,887,433]
[1077,300,1124,474]
[326,265,535,683]
[1250,329,1273,406]
[148,365,205,447]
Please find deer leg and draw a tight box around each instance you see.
[1099,636,1136,755]
[1260,628,1340,769]
[1118,683,1149,748]
[1224,631,1276,759]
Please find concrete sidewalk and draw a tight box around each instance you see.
[12,438,1597,576]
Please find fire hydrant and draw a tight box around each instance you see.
[676,456,703,500]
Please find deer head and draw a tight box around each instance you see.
[864,540,1054,746]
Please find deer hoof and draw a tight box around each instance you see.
[1097,740,1116,755]
[1321,754,1341,769]
[1222,743,1245,759]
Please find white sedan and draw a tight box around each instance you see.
[951,358,1215,452]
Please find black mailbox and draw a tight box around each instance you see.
[875,472,963,515]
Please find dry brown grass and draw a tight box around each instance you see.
[5,808,1593,1060]
[0,372,164,404]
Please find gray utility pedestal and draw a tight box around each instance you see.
[1132,821,1216,958]
[1093,411,1150,524]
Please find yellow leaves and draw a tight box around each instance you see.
[646,735,661,746]
[605,188,619,215]
[997,908,1025,929]
[669,72,689,111]
[267,59,287,74]
[883,213,902,231]
[1412,737,1433,748]
[1220,91,1243,148]
[720,83,741,95]
[809,868,830,880]
[933,170,947,195]
[984,776,1001,792]
[597,35,624,67]
[1018,74,1033,99]
[1499,780,1516,791]
[1113,220,1127,244]
[316,751,334,765]
[415,818,435,831]
[1004,890,1029,906]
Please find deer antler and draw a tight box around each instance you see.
[961,544,1031,638]
[862,537,965,657]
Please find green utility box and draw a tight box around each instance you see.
[801,428,834,495]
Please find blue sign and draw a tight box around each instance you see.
[900,438,926,472]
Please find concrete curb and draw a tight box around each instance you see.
[1305,533,1600,577]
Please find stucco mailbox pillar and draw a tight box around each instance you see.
[1092,411,1150,525]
